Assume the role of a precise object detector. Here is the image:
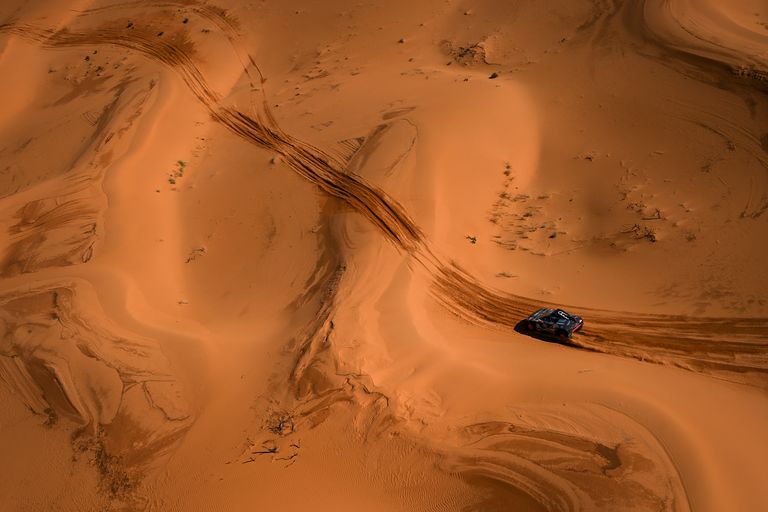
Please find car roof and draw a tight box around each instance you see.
[546,309,573,319]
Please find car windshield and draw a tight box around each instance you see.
[545,310,568,322]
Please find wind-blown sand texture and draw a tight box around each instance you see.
[0,1,767,510]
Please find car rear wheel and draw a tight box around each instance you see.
[556,329,569,341]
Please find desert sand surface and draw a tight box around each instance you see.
[0,1,767,510]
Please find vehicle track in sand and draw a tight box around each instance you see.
[5,3,760,509]
[2,1,766,388]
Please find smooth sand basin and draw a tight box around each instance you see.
[0,1,767,511]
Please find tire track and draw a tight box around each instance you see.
[2,9,766,387]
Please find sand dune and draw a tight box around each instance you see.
[1,1,767,511]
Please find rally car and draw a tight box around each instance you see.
[524,308,583,340]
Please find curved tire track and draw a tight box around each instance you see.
[2,8,766,388]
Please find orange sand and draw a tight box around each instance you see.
[0,1,767,511]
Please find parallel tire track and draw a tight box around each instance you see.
[2,9,766,387]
